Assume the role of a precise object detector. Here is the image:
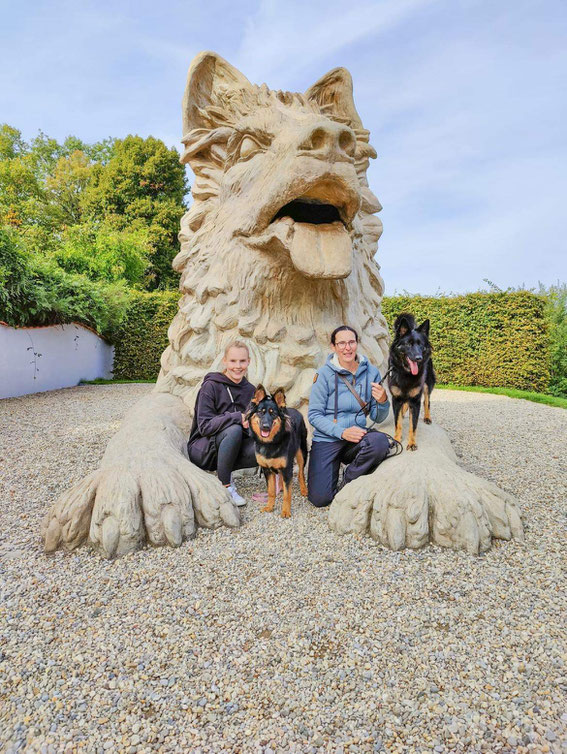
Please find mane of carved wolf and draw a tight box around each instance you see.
[156,52,389,412]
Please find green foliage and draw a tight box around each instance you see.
[0,125,187,291]
[52,223,150,287]
[80,135,188,289]
[541,283,567,397]
[381,292,550,392]
[0,227,130,337]
[111,291,179,379]
[45,150,94,226]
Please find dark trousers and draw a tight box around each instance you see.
[307,430,390,508]
[213,425,257,485]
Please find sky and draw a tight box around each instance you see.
[1,0,566,294]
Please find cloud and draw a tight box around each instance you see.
[233,0,439,86]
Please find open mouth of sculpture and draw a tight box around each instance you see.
[272,199,344,226]
[267,187,357,279]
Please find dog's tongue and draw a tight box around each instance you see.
[261,429,270,438]
[289,222,352,279]
[407,358,419,376]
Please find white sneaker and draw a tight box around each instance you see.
[227,483,246,506]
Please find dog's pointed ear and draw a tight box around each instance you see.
[395,315,413,337]
[252,385,267,405]
[417,319,430,337]
[272,387,286,408]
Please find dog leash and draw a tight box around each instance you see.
[351,368,403,457]
[353,398,403,457]
[377,366,393,386]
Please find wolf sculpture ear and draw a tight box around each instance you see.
[305,67,364,131]
[182,51,254,137]
[252,385,267,405]
[272,388,286,408]
[417,319,430,337]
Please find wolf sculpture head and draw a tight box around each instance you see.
[156,51,389,411]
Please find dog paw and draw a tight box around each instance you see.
[407,442,418,451]
[424,418,432,424]
[261,505,275,513]
[281,509,291,519]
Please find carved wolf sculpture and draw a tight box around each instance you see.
[43,51,523,557]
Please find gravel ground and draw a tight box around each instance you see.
[0,384,565,754]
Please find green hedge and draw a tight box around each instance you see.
[111,290,178,379]
[112,290,551,392]
[381,292,550,392]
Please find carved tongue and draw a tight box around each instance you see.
[407,358,419,376]
[289,222,352,279]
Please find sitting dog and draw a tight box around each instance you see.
[246,386,308,518]
[388,313,436,451]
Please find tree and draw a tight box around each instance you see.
[45,150,93,226]
[0,126,188,291]
[0,126,45,228]
[81,135,188,289]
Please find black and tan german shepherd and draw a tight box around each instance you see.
[246,385,308,518]
[388,313,436,451]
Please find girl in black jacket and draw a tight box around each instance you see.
[188,341,257,505]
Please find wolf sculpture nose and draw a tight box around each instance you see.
[298,121,356,160]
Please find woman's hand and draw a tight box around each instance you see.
[241,413,249,429]
[342,426,367,443]
[371,382,388,403]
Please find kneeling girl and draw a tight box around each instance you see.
[188,341,257,505]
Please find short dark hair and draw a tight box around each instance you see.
[330,325,359,345]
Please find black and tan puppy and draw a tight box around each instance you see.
[388,313,436,451]
[246,386,308,518]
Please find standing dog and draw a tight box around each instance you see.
[388,313,436,451]
[246,386,308,518]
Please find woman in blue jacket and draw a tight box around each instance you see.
[307,325,391,507]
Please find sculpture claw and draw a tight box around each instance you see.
[162,505,183,547]
[100,516,120,559]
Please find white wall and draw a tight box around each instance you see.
[0,323,114,399]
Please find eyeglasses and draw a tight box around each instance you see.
[335,340,357,349]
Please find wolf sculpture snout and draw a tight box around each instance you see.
[297,120,357,162]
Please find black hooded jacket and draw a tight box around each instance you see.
[187,372,255,469]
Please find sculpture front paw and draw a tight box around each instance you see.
[43,452,239,558]
[329,422,523,554]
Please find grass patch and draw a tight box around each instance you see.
[438,384,567,409]
[80,378,156,385]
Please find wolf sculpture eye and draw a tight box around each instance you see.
[237,135,263,161]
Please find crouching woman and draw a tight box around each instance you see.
[188,341,257,505]
[308,326,391,508]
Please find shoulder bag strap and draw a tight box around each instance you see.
[338,374,369,416]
